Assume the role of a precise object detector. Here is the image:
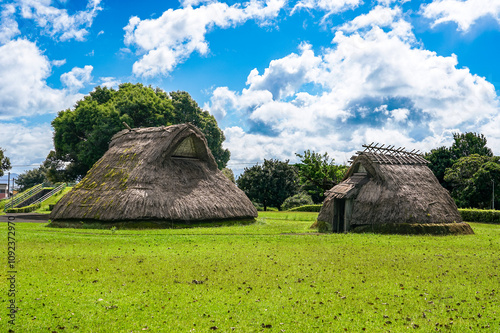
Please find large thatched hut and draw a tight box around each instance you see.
[317,144,473,234]
[50,123,257,224]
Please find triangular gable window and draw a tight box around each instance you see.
[172,136,198,158]
[356,164,367,174]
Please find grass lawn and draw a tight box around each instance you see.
[1,212,499,332]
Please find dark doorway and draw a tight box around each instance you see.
[333,199,345,233]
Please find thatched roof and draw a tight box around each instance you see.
[317,144,462,227]
[50,123,257,222]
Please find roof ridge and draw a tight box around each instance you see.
[349,143,429,165]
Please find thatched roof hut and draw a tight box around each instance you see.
[317,144,472,234]
[50,123,257,223]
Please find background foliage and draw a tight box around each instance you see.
[295,150,348,203]
[426,132,494,190]
[426,132,498,209]
[236,159,298,211]
[444,155,500,209]
[281,192,314,211]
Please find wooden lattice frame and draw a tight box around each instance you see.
[350,142,429,165]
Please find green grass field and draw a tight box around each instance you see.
[2,212,499,332]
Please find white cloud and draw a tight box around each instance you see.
[292,0,362,20]
[51,59,66,66]
[422,0,500,32]
[390,107,410,122]
[18,0,102,41]
[0,39,83,119]
[338,5,401,32]
[246,43,322,99]
[377,0,409,5]
[181,0,215,7]
[208,15,500,170]
[0,122,54,175]
[60,65,93,91]
[124,0,285,77]
[99,77,120,89]
[0,4,20,44]
[206,86,237,119]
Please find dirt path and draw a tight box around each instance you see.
[0,213,50,223]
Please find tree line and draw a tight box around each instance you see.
[1,84,498,210]
[237,152,347,211]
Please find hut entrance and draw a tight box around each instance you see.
[333,199,345,232]
[332,199,352,233]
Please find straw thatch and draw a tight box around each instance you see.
[49,123,257,223]
[317,144,471,234]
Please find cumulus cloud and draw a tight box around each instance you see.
[181,0,214,7]
[17,0,102,41]
[246,43,322,99]
[99,77,121,89]
[0,39,83,119]
[422,0,500,32]
[124,0,285,77]
[338,5,402,32]
[292,0,362,18]
[60,65,93,91]
[0,122,54,175]
[51,59,66,66]
[0,4,20,44]
[208,14,500,170]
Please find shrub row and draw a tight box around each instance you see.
[459,208,500,223]
[281,192,314,211]
[288,204,322,212]
[5,203,41,213]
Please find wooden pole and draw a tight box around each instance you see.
[122,122,132,131]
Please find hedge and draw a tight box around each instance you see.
[5,203,41,213]
[288,204,323,212]
[459,208,500,224]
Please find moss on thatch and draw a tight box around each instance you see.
[49,124,257,224]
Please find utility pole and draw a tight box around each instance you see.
[7,171,10,198]
[493,179,495,210]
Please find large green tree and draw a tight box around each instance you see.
[444,154,500,209]
[426,132,493,188]
[295,150,348,203]
[236,159,299,211]
[52,84,230,180]
[0,147,11,177]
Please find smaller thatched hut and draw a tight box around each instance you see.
[317,144,473,234]
[50,123,257,225]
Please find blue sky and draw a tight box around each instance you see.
[1,0,500,177]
